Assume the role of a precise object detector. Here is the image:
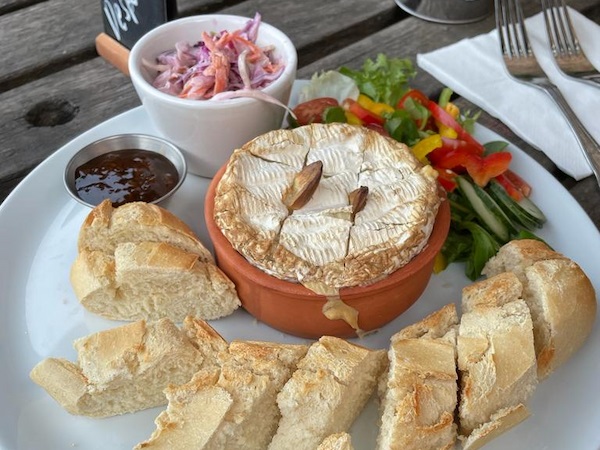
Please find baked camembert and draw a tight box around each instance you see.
[213,123,441,301]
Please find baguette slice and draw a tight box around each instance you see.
[457,297,537,437]
[268,336,387,450]
[134,371,233,450]
[460,404,530,450]
[376,304,459,450]
[135,341,308,450]
[78,199,213,261]
[482,239,597,379]
[317,432,354,450]
[461,272,523,313]
[70,241,240,321]
[30,317,226,417]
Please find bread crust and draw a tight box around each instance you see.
[460,404,530,450]
[78,199,213,262]
[30,318,225,418]
[317,432,354,450]
[136,340,308,450]
[71,241,240,322]
[482,239,597,379]
[376,304,459,450]
[457,299,537,436]
[269,336,386,450]
[524,258,597,379]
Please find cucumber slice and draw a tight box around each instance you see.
[517,195,547,225]
[456,176,516,242]
[488,180,546,229]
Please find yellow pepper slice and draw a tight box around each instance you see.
[436,102,460,138]
[357,94,376,110]
[433,251,448,274]
[411,134,442,162]
[357,94,394,117]
[445,102,460,118]
[370,102,394,116]
[345,111,363,126]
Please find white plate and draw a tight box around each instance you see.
[1,88,599,450]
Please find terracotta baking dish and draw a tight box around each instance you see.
[205,164,451,339]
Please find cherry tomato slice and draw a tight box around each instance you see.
[292,97,339,125]
[364,122,390,137]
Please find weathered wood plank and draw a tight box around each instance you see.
[0,0,231,91]
[0,0,396,90]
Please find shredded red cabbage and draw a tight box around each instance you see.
[146,13,286,100]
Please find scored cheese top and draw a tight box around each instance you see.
[213,123,441,292]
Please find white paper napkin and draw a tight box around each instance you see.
[417,8,600,180]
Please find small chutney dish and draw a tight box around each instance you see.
[64,133,187,208]
[205,163,451,340]
[128,14,298,178]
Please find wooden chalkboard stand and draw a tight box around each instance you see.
[96,33,130,76]
[95,0,177,76]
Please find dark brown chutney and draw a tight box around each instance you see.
[74,149,179,206]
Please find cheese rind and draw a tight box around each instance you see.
[214,123,441,290]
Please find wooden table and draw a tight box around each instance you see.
[1,0,599,231]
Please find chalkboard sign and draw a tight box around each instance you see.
[101,0,178,49]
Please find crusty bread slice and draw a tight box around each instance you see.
[133,371,233,450]
[482,239,597,379]
[376,304,459,450]
[482,239,566,280]
[70,241,240,322]
[182,315,229,363]
[77,199,213,261]
[457,298,537,437]
[268,336,387,450]
[317,432,354,450]
[461,272,523,313]
[29,317,226,417]
[460,404,530,450]
[135,340,308,450]
[209,341,308,450]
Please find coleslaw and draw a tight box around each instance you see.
[146,13,285,101]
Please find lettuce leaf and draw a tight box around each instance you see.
[298,71,360,104]
[339,54,416,106]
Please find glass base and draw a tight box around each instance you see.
[394,0,493,24]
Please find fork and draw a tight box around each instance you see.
[495,0,600,186]
[541,0,600,87]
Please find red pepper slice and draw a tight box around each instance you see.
[397,89,429,109]
[469,152,513,187]
[430,148,479,171]
[342,98,385,126]
[427,101,484,155]
[434,167,458,192]
[503,169,532,197]
[428,147,512,187]
[397,89,434,130]
[440,137,483,155]
[495,173,524,201]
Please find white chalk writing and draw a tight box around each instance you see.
[103,0,140,41]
